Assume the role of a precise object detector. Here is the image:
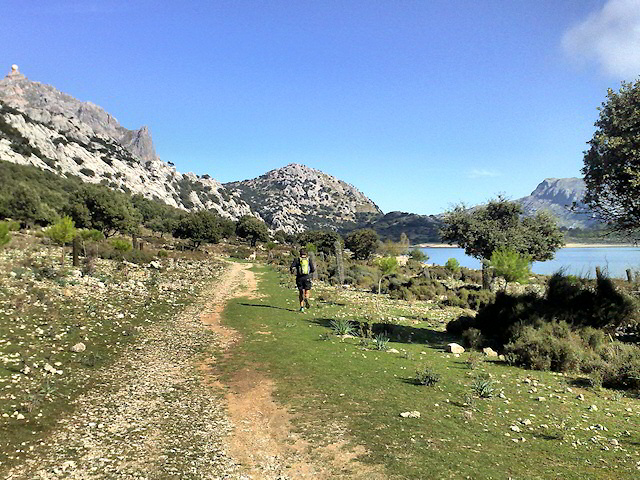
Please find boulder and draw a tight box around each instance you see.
[446,343,465,354]
[482,347,498,357]
[71,343,86,353]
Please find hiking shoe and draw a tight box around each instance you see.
[300,307,305,313]
[304,298,310,309]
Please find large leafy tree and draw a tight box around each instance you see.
[236,215,269,247]
[344,228,379,260]
[581,79,640,238]
[296,230,343,256]
[65,184,141,237]
[173,210,222,249]
[441,197,564,263]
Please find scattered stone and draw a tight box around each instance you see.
[149,261,162,269]
[400,411,421,418]
[609,439,619,446]
[521,419,532,426]
[577,394,585,401]
[446,343,464,354]
[536,397,546,402]
[510,425,521,432]
[16,413,25,420]
[482,347,498,357]
[387,348,400,354]
[589,405,598,412]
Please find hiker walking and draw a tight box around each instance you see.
[290,248,315,312]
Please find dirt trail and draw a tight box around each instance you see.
[204,262,386,480]
[4,261,384,479]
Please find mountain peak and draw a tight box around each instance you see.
[225,164,382,233]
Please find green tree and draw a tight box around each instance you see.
[490,247,532,288]
[375,256,398,294]
[296,230,343,256]
[581,79,640,238]
[345,228,379,260]
[65,184,141,237]
[173,210,222,249]
[441,197,563,287]
[45,216,77,265]
[444,258,460,276]
[7,184,42,228]
[409,248,428,262]
[236,215,269,246]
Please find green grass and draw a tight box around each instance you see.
[219,267,640,479]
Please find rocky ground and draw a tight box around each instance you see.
[3,261,252,479]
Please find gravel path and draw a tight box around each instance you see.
[5,261,253,480]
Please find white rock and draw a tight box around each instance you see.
[446,343,465,354]
[510,425,521,432]
[400,411,421,418]
[71,343,86,353]
[387,348,400,354]
[482,347,498,357]
[522,419,532,426]
[536,397,546,402]
[577,394,585,401]
[589,405,598,412]
[16,413,25,420]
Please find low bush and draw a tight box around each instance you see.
[503,319,640,390]
[415,364,440,386]
[462,327,484,350]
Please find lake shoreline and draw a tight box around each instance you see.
[413,242,636,249]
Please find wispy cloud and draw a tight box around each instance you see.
[562,0,640,78]
[467,169,501,179]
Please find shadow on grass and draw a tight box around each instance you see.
[238,303,298,313]
[306,317,456,349]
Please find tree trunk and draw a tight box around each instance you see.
[72,236,81,267]
[482,262,491,290]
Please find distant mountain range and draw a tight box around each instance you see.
[0,66,604,241]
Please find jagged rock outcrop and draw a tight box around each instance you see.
[516,177,600,229]
[225,163,382,233]
[0,66,253,220]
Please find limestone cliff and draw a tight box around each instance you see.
[0,66,253,220]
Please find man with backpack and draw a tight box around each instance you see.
[290,248,315,312]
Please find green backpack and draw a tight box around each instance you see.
[300,257,310,275]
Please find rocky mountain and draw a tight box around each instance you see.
[0,65,253,220]
[224,163,383,233]
[516,177,600,229]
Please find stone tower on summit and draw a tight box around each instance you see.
[5,64,26,80]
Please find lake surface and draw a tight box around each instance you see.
[419,246,640,279]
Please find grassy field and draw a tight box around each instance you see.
[219,266,640,479]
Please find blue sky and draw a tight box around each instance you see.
[2,0,639,215]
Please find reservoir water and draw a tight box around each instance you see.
[419,246,640,279]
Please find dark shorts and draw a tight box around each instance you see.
[296,275,312,291]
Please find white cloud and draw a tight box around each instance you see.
[562,0,640,78]
[467,169,501,179]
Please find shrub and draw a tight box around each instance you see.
[374,333,390,351]
[0,222,10,247]
[109,237,132,253]
[462,328,484,350]
[415,364,440,386]
[446,315,478,335]
[330,318,355,336]
[466,352,484,370]
[471,373,495,398]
